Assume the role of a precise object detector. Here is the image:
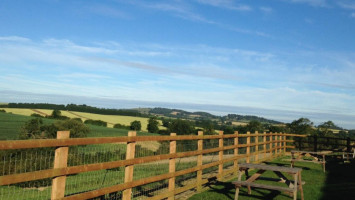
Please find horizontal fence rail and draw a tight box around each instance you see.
[0,131,304,200]
[294,135,355,152]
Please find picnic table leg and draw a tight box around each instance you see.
[323,155,326,173]
[293,173,298,200]
[235,170,244,200]
[298,172,304,200]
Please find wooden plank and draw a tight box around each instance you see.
[232,181,294,193]
[218,131,223,179]
[234,131,239,177]
[197,131,203,192]
[123,131,136,200]
[168,133,176,200]
[239,163,302,174]
[246,131,250,163]
[255,131,259,162]
[51,131,70,200]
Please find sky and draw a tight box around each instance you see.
[1,0,355,128]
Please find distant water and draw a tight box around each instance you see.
[1,90,355,129]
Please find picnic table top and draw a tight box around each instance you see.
[239,163,302,174]
[291,150,332,155]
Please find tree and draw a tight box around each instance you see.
[147,117,159,133]
[130,120,141,131]
[19,118,44,139]
[168,119,195,135]
[51,110,62,118]
[20,118,89,139]
[246,120,263,133]
[288,118,315,135]
[318,121,336,136]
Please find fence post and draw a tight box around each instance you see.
[234,131,239,177]
[283,133,286,154]
[276,133,280,156]
[262,132,266,160]
[269,133,273,158]
[123,131,136,200]
[168,133,177,200]
[218,131,224,180]
[51,131,70,200]
[313,135,318,152]
[255,131,259,162]
[347,137,351,152]
[197,131,203,192]
[246,131,251,163]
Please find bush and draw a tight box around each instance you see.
[19,118,89,139]
[30,113,43,118]
[84,119,107,127]
[0,109,6,113]
[113,123,130,130]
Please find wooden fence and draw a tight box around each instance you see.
[0,131,304,200]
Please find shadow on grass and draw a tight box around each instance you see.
[320,160,355,200]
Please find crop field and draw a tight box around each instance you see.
[2,108,163,132]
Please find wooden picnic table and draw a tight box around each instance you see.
[291,150,332,172]
[233,163,304,200]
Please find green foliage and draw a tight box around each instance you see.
[147,117,159,133]
[288,118,315,135]
[19,118,89,139]
[46,109,70,120]
[130,120,142,131]
[0,109,6,113]
[30,113,43,118]
[246,120,264,133]
[168,119,195,135]
[113,123,130,130]
[84,119,107,127]
[222,126,235,134]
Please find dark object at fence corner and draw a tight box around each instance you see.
[314,135,318,152]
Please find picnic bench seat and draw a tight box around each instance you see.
[233,163,304,200]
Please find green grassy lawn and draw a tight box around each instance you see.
[189,157,355,200]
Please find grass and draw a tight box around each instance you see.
[189,157,355,200]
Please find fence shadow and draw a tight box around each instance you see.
[320,160,355,200]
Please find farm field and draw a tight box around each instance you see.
[2,108,162,132]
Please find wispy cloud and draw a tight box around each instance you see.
[351,12,355,17]
[1,36,355,122]
[338,2,355,10]
[259,6,273,14]
[86,4,131,19]
[288,0,328,7]
[195,0,252,11]
[0,36,31,42]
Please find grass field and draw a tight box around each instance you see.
[189,157,355,200]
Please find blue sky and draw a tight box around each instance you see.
[1,0,355,128]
